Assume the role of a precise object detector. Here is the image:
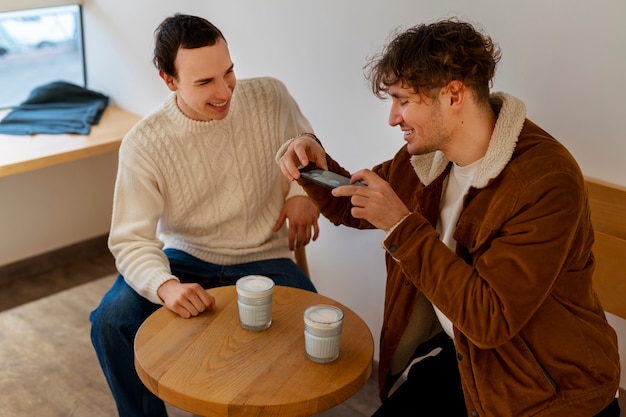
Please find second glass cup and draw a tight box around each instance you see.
[236,275,274,331]
[304,304,344,363]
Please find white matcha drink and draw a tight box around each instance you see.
[236,275,274,331]
[304,305,344,363]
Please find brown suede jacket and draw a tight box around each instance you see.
[286,93,620,416]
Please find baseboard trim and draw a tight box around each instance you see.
[0,235,112,283]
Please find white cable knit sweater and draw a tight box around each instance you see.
[108,77,312,304]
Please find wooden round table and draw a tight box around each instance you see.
[134,285,374,417]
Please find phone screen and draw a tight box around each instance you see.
[299,168,363,189]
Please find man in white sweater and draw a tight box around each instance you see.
[90,14,319,417]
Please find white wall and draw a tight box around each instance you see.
[84,0,626,186]
[0,153,117,264]
[2,0,625,380]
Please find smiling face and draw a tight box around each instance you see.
[160,38,236,121]
[387,82,454,156]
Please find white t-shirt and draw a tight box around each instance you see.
[434,158,483,339]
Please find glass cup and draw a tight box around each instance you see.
[236,275,274,331]
[304,304,344,363]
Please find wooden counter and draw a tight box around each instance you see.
[0,106,140,178]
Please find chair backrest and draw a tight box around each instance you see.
[586,178,626,320]
[294,245,310,278]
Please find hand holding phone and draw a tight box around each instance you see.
[298,167,364,189]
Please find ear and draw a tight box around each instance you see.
[444,80,466,109]
[159,70,177,92]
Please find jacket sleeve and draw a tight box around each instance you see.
[383,168,590,349]
[294,153,392,230]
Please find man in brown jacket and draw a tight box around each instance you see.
[277,18,621,417]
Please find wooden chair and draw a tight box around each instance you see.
[586,178,626,320]
[586,178,626,403]
[294,245,310,278]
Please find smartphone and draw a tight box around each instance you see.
[298,167,364,189]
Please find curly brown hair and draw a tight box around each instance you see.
[153,14,226,78]
[365,18,501,104]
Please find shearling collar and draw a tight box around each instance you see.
[409,92,526,189]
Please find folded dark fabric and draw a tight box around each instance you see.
[0,81,110,135]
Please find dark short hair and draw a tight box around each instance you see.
[153,13,226,78]
[365,18,501,104]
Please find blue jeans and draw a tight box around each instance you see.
[90,249,316,417]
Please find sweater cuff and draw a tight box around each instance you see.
[275,137,295,164]
[140,273,180,305]
[274,132,319,165]
[285,180,308,199]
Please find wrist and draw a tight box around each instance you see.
[157,276,179,301]
[386,212,411,235]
